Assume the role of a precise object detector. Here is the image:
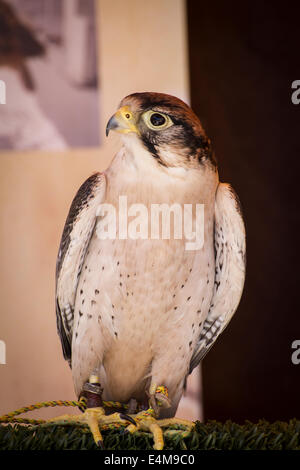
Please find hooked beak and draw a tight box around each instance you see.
[106,106,139,137]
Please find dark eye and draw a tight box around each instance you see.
[150,113,166,127]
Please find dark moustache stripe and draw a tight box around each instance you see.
[141,136,168,167]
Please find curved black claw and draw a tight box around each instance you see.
[97,440,105,449]
[119,413,136,426]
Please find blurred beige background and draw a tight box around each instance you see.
[0,0,201,421]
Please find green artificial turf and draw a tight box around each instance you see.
[0,419,299,450]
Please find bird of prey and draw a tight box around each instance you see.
[52,92,246,449]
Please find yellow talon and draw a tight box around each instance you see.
[47,407,135,448]
[125,411,164,450]
[124,384,194,450]
[44,383,194,450]
[149,421,164,450]
[85,409,105,447]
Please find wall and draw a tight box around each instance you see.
[0,0,200,421]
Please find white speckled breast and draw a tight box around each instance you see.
[71,146,218,413]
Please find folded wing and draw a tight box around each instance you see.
[55,173,106,365]
[189,183,246,373]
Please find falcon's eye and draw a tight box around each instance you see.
[150,113,166,126]
[142,110,173,131]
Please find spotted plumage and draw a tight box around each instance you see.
[56,173,106,364]
[55,92,246,419]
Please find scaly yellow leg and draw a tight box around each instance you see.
[47,407,136,448]
[125,385,194,450]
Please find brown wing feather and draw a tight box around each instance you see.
[189,183,246,373]
[56,173,106,365]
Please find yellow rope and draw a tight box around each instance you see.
[0,386,168,426]
[0,397,136,426]
[0,390,194,450]
[103,400,129,410]
[0,399,87,425]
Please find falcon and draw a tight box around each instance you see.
[52,92,246,449]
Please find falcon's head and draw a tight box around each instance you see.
[106,92,216,169]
